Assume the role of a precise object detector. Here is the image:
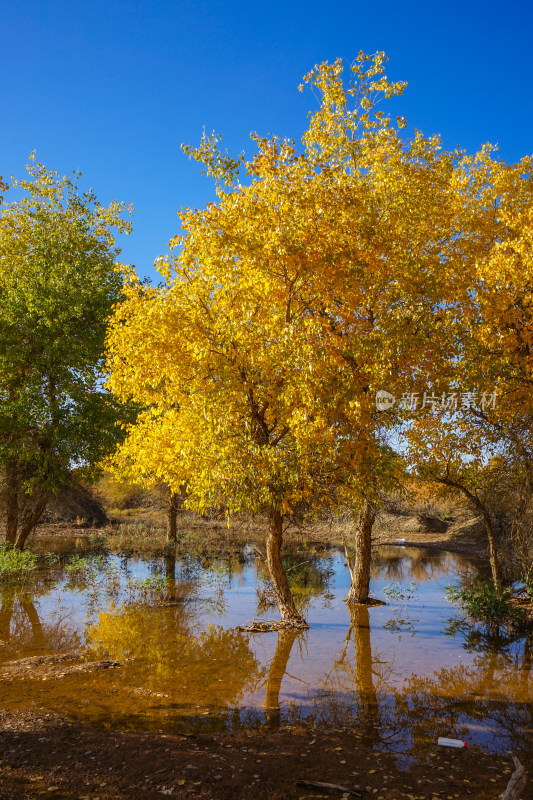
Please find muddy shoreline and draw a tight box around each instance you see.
[0,710,528,800]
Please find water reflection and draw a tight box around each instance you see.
[373,545,478,584]
[0,544,530,760]
[309,604,391,746]
[349,606,380,744]
[264,629,300,728]
[0,584,80,653]
[88,604,264,708]
[388,635,533,757]
[0,588,45,646]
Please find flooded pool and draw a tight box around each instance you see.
[0,542,531,763]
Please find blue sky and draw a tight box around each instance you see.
[2,0,532,281]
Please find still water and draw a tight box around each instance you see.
[0,542,531,762]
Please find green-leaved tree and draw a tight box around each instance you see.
[0,156,134,549]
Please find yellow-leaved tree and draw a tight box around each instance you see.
[106,53,475,624]
[404,147,533,591]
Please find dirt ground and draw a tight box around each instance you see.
[28,506,490,561]
[0,709,529,800]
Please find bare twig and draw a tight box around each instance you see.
[285,560,310,573]
[342,535,355,580]
[296,779,362,796]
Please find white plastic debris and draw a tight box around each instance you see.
[395,538,406,543]
[437,737,467,749]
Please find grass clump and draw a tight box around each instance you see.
[64,553,87,573]
[108,522,168,555]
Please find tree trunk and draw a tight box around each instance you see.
[264,628,298,727]
[436,476,503,595]
[167,491,179,542]
[5,494,18,545]
[2,460,48,550]
[266,508,306,626]
[482,514,502,594]
[346,500,376,605]
[14,497,48,550]
[4,461,19,545]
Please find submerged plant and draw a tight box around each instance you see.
[138,575,169,592]
[382,581,418,603]
[382,580,419,636]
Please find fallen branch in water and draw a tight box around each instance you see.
[501,755,526,800]
[238,619,309,632]
[1,653,121,681]
[296,779,362,796]
[285,560,310,573]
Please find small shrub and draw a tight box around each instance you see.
[445,579,524,624]
[124,574,183,606]
[256,583,276,610]
[0,544,37,576]
[95,474,154,510]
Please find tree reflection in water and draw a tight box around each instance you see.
[387,631,533,759]
[304,605,532,759]
[0,545,530,752]
[0,584,80,653]
[263,629,301,728]
[350,606,380,744]
[372,546,472,586]
[86,590,266,723]
[308,605,396,745]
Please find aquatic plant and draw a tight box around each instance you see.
[382,580,418,602]
[0,543,37,576]
[445,579,525,625]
